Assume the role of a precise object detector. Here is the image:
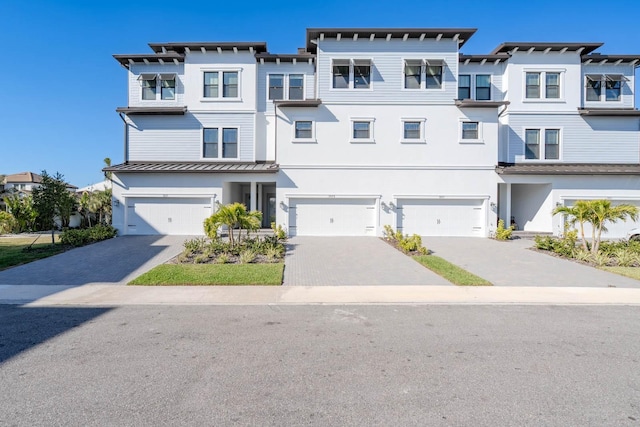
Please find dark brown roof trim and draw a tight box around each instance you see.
[455,100,510,108]
[105,162,279,173]
[274,99,322,108]
[113,53,184,68]
[491,42,603,55]
[578,108,640,117]
[306,28,477,52]
[496,163,640,175]
[256,53,316,63]
[459,54,510,64]
[148,42,268,54]
[116,107,188,116]
[582,54,640,66]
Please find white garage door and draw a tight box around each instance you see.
[126,197,213,235]
[564,199,640,239]
[397,199,484,236]
[289,198,376,236]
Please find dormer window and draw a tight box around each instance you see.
[585,74,624,102]
[139,74,157,100]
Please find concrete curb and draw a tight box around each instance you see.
[2,284,640,306]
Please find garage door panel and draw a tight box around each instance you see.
[289,198,376,236]
[127,197,212,235]
[398,199,484,237]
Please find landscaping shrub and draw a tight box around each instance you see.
[183,237,206,253]
[60,225,117,247]
[271,222,287,240]
[0,211,18,234]
[239,249,256,264]
[383,225,428,255]
[494,219,514,240]
[216,253,229,264]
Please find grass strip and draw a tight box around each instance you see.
[413,255,492,286]
[128,263,284,286]
[600,266,640,281]
[0,236,65,270]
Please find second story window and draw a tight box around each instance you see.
[425,64,442,89]
[405,61,422,89]
[458,75,471,99]
[203,71,239,99]
[525,72,540,99]
[269,74,284,100]
[289,74,304,100]
[139,74,157,100]
[461,122,479,140]
[204,72,219,98]
[475,75,491,100]
[353,60,371,89]
[606,75,623,101]
[545,73,560,99]
[223,72,238,98]
[203,128,238,159]
[294,121,313,139]
[525,128,560,160]
[586,75,602,101]
[159,74,176,100]
[332,60,350,89]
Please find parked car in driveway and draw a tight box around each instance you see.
[627,228,640,241]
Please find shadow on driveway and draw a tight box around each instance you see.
[0,306,113,364]
[0,235,186,286]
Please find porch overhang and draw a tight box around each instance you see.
[455,100,510,108]
[104,162,279,173]
[116,106,188,115]
[496,163,640,175]
[578,108,640,117]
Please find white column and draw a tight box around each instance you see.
[250,181,257,211]
[257,183,263,212]
[505,183,512,229]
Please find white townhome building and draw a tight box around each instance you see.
[106,28,640,238]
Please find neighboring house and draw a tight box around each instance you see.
[106,28,640,238]
[77,180,112,194]
[2,171,81,227]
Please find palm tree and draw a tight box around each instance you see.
[589,200,638,253]
[203,202,263,246]
[553,200,591,251]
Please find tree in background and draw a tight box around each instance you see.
[32,171,77,244]
[3,193,37,232]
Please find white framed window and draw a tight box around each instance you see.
[159,74,176,100]
[459,119,483,143]
[331,59,373,90]
[293,120,315,142]
[458,74,471,99]
[524,128,561,160]
[268,74,284,100]
[524,70,564,101]
[268,74,305,101]
[203,127,239,159]
[585,74,624,102]
[138,74,157,100]
[202,70,240,100]
[476,75,491,100]
[400,118,426,143]
[402,59,445,90]
[350,118,375,143]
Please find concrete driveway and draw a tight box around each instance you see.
[0,235,186,286]
[283,237,450,286]
[426,237,640,288]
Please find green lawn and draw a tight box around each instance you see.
[413,255,492,286]
[600,266,640,280]
[128,263,285,286]
[0,235,64,270]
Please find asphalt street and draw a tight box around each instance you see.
[0,305,639,426]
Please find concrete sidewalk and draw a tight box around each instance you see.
[2,284,640,306]
[426,237,640,288]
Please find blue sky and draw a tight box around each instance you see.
[2,0,639,187]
